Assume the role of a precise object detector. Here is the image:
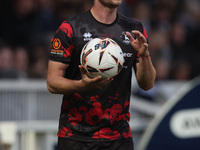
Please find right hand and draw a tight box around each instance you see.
[79,65,113,90]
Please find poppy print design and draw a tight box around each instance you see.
[122,127,132,138]
[103,104,123,125]
[85,108,103,125]
[92,128,121,140]
[57,126,74,138]
[58,21,73,38]
[68,108,82,126]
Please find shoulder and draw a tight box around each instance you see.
[58,11,90,28]
[118,14,141,25]
[67,11,90,26]
[56,11,90,36]
[118,13,143,30]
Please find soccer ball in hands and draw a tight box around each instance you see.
[80,38,124,78]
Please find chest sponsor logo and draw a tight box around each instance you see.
[83,32,93,41]
[123,53,133,58]
[120,32,131,45]
[122,53,133,69]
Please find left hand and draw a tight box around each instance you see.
[126,30,149,57]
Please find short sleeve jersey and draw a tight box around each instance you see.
[50,10,148,141]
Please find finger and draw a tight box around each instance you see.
[89,75,102,82]
[132,30,147,43]
[130,31,141,44]
[139,43,149,56]
[131,30,141,37]
[143,43,148,49]
[79,65,83,70]
[125,32,135,42]
[104,78,114,84]
[139,34,147,43]
[79,65,86,75]
[98,77,113,85]
[79,65,103,81]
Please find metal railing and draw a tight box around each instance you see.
[0,80,62,121]
[0,79,187,150]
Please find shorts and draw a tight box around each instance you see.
[57,137,134,150]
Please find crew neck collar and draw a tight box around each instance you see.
[88,10,118,26]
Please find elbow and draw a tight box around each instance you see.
[47,81,58,94]
[138,71,156,91]
[139,82,155,91]
[140,84,154,91]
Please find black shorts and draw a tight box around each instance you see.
[57,137,134,150]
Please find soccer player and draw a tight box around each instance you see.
[47,0,156,149]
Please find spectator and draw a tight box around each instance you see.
[14,47,29,78]
[180,0,200,78]
[151,3,172,32]
[28,44,49,78]
[148,30,172,64]
[169,21,192,75]
[131,1,152,33]
[170,59,192,80]
[0,46,18,79]
[0,0,199,80]
[28,57,48,78]
[0,0,38,52]
[154,59,170,80]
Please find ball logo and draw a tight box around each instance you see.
[95,40,110,50]
[53,38,61,50]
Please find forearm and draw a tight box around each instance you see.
[47,63,112,95]
[125,30,156,90]
[136,56,156,91]
[47,75,84,95]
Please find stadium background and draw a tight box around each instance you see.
[0,0,200,150]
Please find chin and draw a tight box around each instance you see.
[99,0,122,8]
[113,0,122,3]
[112,0,122,6]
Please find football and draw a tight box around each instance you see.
[80,38,124,78]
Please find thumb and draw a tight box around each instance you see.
[79,65,87,76]
[79,65,102,82]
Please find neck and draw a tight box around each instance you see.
[91,1,118,24]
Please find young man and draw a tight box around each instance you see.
[47,0,156,149]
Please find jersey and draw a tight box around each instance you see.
[49,10,148,142]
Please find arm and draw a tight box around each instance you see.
[136,53,156,91]
[47,60,113,95]
[126,31,156,91]
[47,21,113,95]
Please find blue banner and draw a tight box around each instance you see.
[138,77,200,150]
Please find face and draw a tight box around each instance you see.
[98,0,123,8]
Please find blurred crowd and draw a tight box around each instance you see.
[0,0,200,80]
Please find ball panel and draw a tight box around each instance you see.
[98,62,117,78]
